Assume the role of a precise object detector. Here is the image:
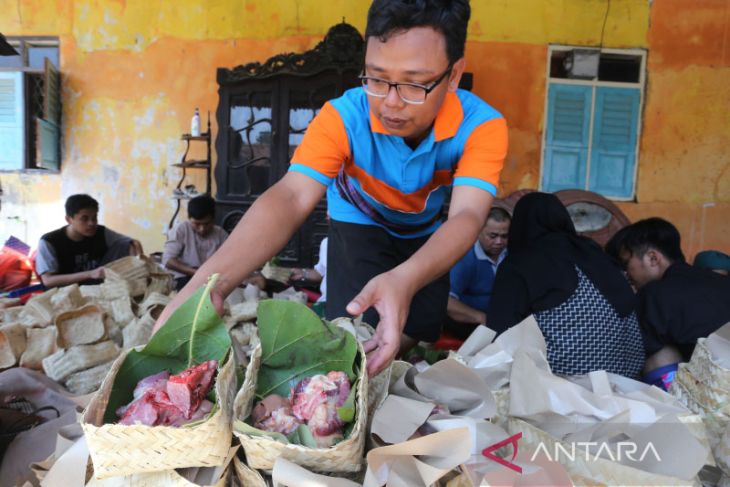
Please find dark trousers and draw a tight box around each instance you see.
[174,276,191,291]
[325,220,449,342]
[443,317,480,341]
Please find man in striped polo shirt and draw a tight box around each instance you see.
[154,0,508,376]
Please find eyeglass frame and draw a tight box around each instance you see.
[358,65,454,105]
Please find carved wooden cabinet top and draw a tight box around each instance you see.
[217,22,364,84]
[213,23,364,267]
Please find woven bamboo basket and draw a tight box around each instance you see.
[146,273,174,297]
[670,369,730,475]
[54,304,106,348]
[82,349,236,479]
[687,338,730,392]
[137,292,172,318]
[25,287,58,324]
[508,418,702,487]
[232,456,267,487]
[85,467,230,487]
[389,359,411,385]
[233,342,367,473]
[675,364,730,414]
[671,376,707,415]
[104,256,150,282]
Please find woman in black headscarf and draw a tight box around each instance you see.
[487,192,644,378]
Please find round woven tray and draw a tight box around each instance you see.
[233,342,367,473]
[687,339,730,392]
[82,350,236,479]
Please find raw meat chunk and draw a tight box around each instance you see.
[251,394,301,435]
[166,360,217,418]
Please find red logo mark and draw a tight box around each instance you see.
[481,432,523,473]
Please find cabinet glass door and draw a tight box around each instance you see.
[228,90,274,197]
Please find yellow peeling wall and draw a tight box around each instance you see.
[1,0,728,259]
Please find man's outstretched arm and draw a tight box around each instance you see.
[152,172,326,333]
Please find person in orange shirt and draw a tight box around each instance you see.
[153,0,508,377]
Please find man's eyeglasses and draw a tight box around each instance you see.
[358,66,453,105]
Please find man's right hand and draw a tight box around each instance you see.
[346,268,417,377]
[88,267,105,280]
[289,268,306,281]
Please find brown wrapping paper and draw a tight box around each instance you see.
[363,428,472,487]
[508,351,710,480]
[456,316,550,390]
[271,457,360,487]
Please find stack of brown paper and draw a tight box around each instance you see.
[371,359,496,447]
[508,351,711,484]
[453,317,550,391]
[363,428,472,487]
[271,457,360,487]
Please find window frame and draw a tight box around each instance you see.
[0,36,60,174]
[539,45,647,201]
[0,36,59,74]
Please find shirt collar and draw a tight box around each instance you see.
[474,242,507,266]
[663,261,690,278]
[368,91,463,142]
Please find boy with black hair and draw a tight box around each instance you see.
[163,195,228,291]
[618,217,730,388]
[154,0,508,377]
[36,194,143,287]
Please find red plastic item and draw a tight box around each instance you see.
[0,248,33,293]
[296,287,322,304]
[433,330,464,351]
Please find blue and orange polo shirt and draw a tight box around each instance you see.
[289,87,508,238]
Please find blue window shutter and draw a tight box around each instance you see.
[38,58,61,170]
[588,87,640,198]
[37,118,60,170]
[0,72,25,170]
[542,83,592,192]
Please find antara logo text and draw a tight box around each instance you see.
[531,441,662,464]
[482,433,662,473]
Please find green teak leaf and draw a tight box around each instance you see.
[233,420,289,444]
[255,300,358,398]
[336,377,358,423]
[103,275,231,423]
[287,424,318,448]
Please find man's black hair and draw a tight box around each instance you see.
[487,206,511,223]
[604,225,630,264]
[188,194,216,220]
[365,0,471,65]
[619,217,686,263]
[65,194,99,217]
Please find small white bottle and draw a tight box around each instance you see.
[191,107,201,136]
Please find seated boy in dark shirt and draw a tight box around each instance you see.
[35,194,143,287]
[162,195,229,291]
[616,217,730,389]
